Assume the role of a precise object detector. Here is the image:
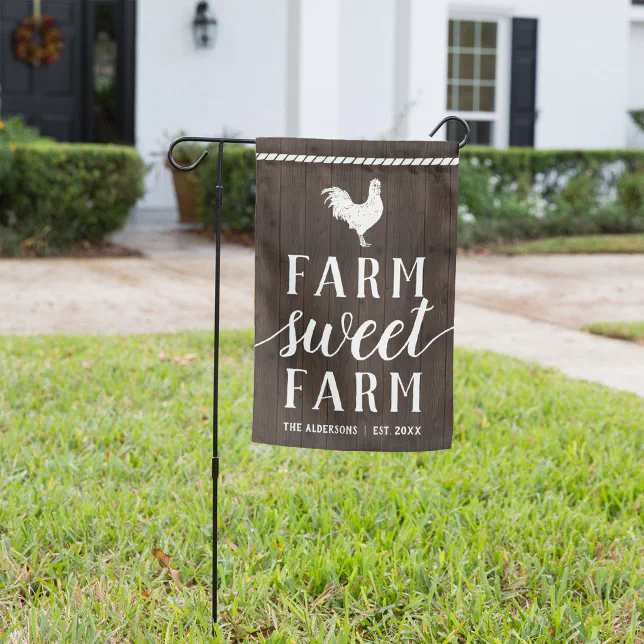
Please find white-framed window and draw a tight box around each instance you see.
[446,14,510,147]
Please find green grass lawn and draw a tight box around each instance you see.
[493,234,644,255]
[583,321,644,344]
[1,331,643,642]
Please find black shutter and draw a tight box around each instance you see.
[509,18,538,147]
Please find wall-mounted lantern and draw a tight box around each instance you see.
[193,1,218,49]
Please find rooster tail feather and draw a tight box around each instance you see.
[320,186,354,222]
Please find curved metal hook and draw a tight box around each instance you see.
[168,121,470,171]
[429,116,471,150]
[168,137,209,172]
[167,136,256,172]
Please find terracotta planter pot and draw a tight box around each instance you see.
[165,159,201,224]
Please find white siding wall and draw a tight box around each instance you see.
[628,19,644,148]
[511,0,630,149]
[136,0,290,208]
[298,0,632,148]
[136,0,636,209]
[302,0,630,148]
[297,0,436,142]
[337,0,397,140]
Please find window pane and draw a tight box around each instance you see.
[459,21,476,47]
[481,22,497,48]
[459,54,475,80]
[447,85,455,110]
[447,120,493,145]
[480,54,496,81]
[479,86,496,112]
[445,19,498,119]
[472,121,493,145]
[458,85,474,111]
[93,3,119,143]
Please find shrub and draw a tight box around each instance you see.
[617,170,644,211]
[456,149,644,246]
[192,144,644,245]
[630,109,644,134]
[0,116,46,204]
[0,142,145,256]
[195,143,256,232]
[0,115,44,144]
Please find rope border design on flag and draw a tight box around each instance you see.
[255,153,459,166]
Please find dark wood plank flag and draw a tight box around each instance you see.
[253,138,459,452]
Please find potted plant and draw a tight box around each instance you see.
[151,131,206,224]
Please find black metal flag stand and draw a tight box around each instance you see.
[167,116,470,627]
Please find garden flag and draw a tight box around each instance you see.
[252,138,459,452]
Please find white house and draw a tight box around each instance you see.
[137,0,644,208]
[1,0,643,211]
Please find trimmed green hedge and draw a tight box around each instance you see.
[192,144,644,246]
[195,144,256,232]
[457,148,644,246]
[0,142,145,256]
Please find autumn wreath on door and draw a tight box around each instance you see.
[13,12,64,68]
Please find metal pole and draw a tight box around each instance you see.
[212,141,224,627]
[168,135,255,631]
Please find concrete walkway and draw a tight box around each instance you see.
[1,238,643,397]
[110,224,219,258]
[456,303,644,397]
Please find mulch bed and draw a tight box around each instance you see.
[194,228,497,255]
[180,224,512,256]
[0,240,142,260]
[456,246,493,257]
[190,227,255,247]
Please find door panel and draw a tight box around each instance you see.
[0,0,135,144]
[0,0,83,141]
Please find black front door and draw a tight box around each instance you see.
[0,0,135,144]
[0,0,84,141]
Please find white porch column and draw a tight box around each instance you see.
[298,0,342,138]
[407,0,450,140]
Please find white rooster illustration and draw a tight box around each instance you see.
[321,178,383,247]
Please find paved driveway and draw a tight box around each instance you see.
[457,254,644,329]
[1,246,643,397]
